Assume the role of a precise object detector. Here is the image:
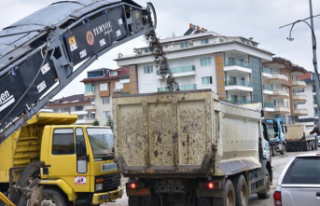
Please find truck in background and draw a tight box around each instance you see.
[113,90,272,206]
[265,118,286,156]
[285,124,317,152]
[0,113,122,206]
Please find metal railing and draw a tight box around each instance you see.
[120,74,129,80]
[226,98,253,104]
[262,67,272,74]
[225,80,253,87]
[156,65,195,75]
[263,85,273,91]
[158,84,197,92]
[264,102,275,108]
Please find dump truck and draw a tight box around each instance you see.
[265,119,286,156]
[113,90,272,206]
[0,113,122,206]
[285,124,317,152]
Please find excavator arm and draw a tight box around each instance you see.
[0,0,157,143]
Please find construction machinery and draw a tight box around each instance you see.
[113,90,273,206]
[265,118,286,156]
[0,0,157,205]
[285,124,317,152]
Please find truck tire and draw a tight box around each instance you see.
[42,189,68,206]
[198,198,212,206]
[258,170,270,199]
[129,197,140,206]
[280,144,285,155]
[224,179,236,206]
[233,175,248,206]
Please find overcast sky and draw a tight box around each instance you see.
[1,0,320,99]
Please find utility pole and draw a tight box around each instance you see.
[309,0,320,128]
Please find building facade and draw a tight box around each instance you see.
[262,57,307,123]
[115,27,274,106]
[297,72,318,124]
[81,68,130,124]
[47,94,93,124]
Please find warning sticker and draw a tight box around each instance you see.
[80,49,87,59]
[68,36,78,51]
[86,31,95,46]
[37,81,47,93]
[116,30,121,37]
[41,63,51,75]
[136,12,140,19]
[118,18,123,25]
[99,39,106,47]
[75,176,86,185]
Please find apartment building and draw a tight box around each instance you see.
[115,26,274,106]
[47,94,93,124]
[297,72,318,124]
[81,67,130,124]
[262,57,307,123]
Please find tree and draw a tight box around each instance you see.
[93,119,99,126]
[106,116,113,130]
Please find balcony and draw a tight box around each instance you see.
[158,84,197,92]
[293,95,307,103]
[121,92,130,95]
[120,74,130,83]
[225,80,253,92]
[269,90,290,99]
[224,60,251,74]
[84,91,95,98]
[293,109,308,116]
[226,98,253,105]
[263,85,273,95]
[264,102,275,112]
[262,67,272,78]
[156,65,196,79]
[273,106,290,114]
[265,73,288,83]
[292,81,306,89]
[85,104,96,111]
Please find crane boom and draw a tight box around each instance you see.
[0,0,157,143]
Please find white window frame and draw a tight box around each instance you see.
[180,42,188,49]
[200,57,212,67]
[201,39,209,45]
[102,97,110,105]
[144,65,153,74]
[109,71,118,77]
[103,111,111,118]
[201,76,213,85]
[100,83,108,91]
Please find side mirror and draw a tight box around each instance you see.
[76,142,81,157]
[273,120,279,133]
[261,109,265,118]
[262,122,269,141]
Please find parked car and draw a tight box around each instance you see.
[274,153,320,206]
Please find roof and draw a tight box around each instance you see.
[81,67,129,83]
[263,57,307,73]
[48,94,90,106]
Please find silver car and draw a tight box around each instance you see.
[274,153,320,206]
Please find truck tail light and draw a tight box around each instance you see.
[273,191,282,206]
[200,182,215,190]
[96,178,104,183]
[130,183,137,189]
[208,182,214,189]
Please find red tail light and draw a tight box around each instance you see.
[130,183,137,189]
[273,191,282,206]
[208,182,214,189]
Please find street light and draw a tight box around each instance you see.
[280,0,320,127]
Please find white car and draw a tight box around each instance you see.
[274,153,320,206]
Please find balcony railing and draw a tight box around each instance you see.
[225,60,250,69]
[121,92,130,95]
[225,80,253,87]
[264,102,275,108]
[156,65,195,75]
[226,98,253,104]
[263,67,272,74]
[158,84,197,92]
[120,74,129,80]
[263,85,273,91]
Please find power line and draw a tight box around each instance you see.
[279,13,320,28]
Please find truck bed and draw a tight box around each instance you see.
[113,90,261,178]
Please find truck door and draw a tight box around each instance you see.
[48,128,90,192]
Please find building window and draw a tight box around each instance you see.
[313,84,316,93]
[109,71,118,76]
[180,42,189,49]
[53,109,59,113]
[144,48,149,53]
[75,106,83,111]
[201,39,209,45]
[63,108,69,113]
[89,112,96,119]
[78,115,84,120]
[202,76,213,85]
[85,84,95,92]
[52,129,74,155]
[103,111,111,118]
[315,108,318,115]
[296,88,304,93]
[219,39,224,43]
[100,83,108,91]
[144,65,153,74]
[102,97,110,105]
[200,57,212,66]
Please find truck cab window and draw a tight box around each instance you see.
[52,129,75,155]
[76,128,87,155]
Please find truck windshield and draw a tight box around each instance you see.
[87,128,114,159]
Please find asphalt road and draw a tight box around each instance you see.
[106,149,319,206]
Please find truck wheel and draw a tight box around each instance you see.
[42,189,68,206]
[280,144,285,155]
[233,175,248,206]
[129,197,140,206]
[258,170,270,199]
[198,197,212,206]
[271,145,275,157]
[225,179,236,206]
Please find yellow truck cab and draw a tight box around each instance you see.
[0,113,123,206]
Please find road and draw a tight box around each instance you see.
[106,149,319,206]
